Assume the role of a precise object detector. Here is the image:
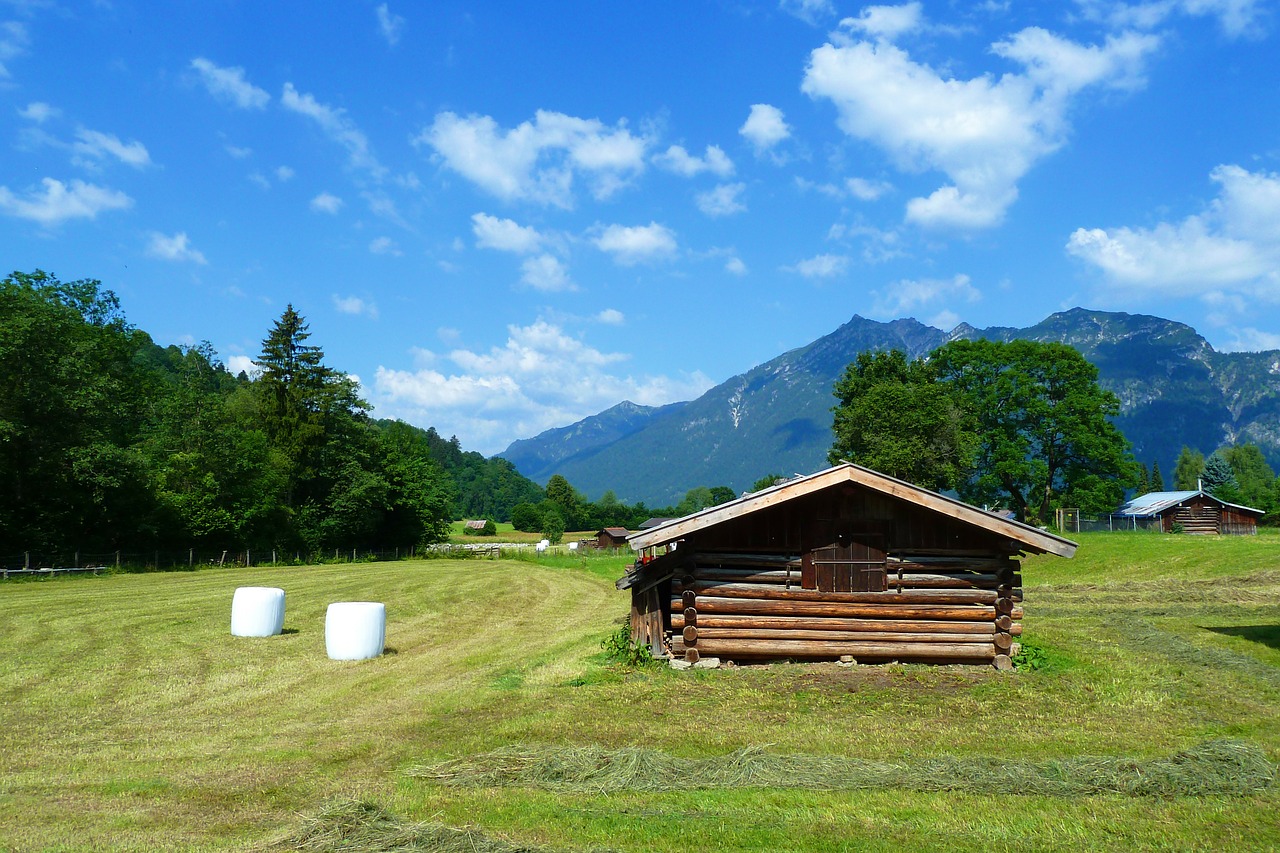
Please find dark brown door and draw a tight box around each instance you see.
[803,521,886,592]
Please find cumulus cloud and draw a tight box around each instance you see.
[472,212,544,253]
[787,253,850,278]
[802,21,1160,229]
[311,192,343,213]
[520,254,576,292]
[726,256,748,275]
[282,82,385,178]
[739,104,792,154]
[190,57,270,110]
[597,308,625,325]
[369,236,401,255]
[870,273,980,318]
[653,144,734,178]
[696,182,747,217]
[1066,164,1280,300]
[333,294,379,319]
[71,129,151,169]
[146,231,207,264]
[593,222,678,265]
[0,178,132,226]
[376,3,405,45]
[18,101,58,122]
[417,109,649,207]
[1221,327,1280,352]
[372,319,714,454]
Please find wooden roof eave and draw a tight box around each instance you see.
[626,463,1077,559]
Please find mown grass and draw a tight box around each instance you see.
[1,532,1279,851]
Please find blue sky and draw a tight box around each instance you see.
[2,1,1278,455]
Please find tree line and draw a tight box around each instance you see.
[0,271,540,556]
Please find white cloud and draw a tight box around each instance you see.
[846,176,893,201]
[1079,0,1265,39]
[274,165,295,182]
[726,256,748,275]
[419,109,649,207]
[1066,164,1280,300]
[72,129,151,169]
[787,253,850,278]
[190,57,270,110]
[653,144,734,178]
[0,178,133,226]
[597,308,625,325]
[870,273,980,318]
[226,355,258,377]
[739,104,791,154]
[369,236,401,255]
[0,21,30,79]
[310,192,343,214]
[372,319,714,454]
[224,144,252,160]
[472,212,544,253]
[520,254,576,292]
[593,222,678,265]
[376,3,405,45]
[281,82,385,178]
[18,101,58,122]
[1221,327,1280,352]
[696,182,747,217]
[840,2,924,39]
[146,231,208,264]
[780,0,837,25]
[333,294,379,319]
[802,24,1160,229]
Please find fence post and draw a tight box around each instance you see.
[115,550,120,569]
[272,549,277,565]
[74,550,79,568]
[352,547,356,562]
[189,548,194,567]
[25,551,30,570]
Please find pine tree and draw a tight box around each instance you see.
[256,305,334,507]
[1201,451,1241,501]
[1150,460,1165,492]
[1136,462,1150,495]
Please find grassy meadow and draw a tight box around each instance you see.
[1,532,1278,851]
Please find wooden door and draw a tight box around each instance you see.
[802,521,886,592]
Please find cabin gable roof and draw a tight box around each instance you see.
[627,462,1077,558]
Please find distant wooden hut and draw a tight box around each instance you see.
[617,463,1076,669]
[597,527,631,549]
[1115,490,1263,535]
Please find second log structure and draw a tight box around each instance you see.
[617,463,1076,669]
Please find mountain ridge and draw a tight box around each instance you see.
[497,308,1280,505]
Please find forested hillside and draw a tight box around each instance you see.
[0,271,541,556]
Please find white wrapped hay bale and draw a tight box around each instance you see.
[230,587,286,637]
[536,539,549,553]
[325,602,386,661]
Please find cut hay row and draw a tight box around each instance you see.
[263,799,576,853]
[407,740,1277,798]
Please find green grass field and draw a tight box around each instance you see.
[2,532,1278,851]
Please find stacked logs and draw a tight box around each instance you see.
[671,552,1022,667]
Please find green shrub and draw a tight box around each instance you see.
[600,624,657,668]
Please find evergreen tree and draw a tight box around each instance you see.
[1136,462,1150,495]
[1201,451,1242,502]
[1150,460,1165,492]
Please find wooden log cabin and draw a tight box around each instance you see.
[1114,490,1263,535]
[616,463,1076,669]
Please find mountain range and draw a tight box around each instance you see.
[497,309,1280,506]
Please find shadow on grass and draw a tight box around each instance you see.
[1204,624,1280,651]
[281,627,300,635]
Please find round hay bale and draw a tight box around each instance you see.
[230,586,286,637]
[325,602,386,661]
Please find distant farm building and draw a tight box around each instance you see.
[1114,490,1263,535]
[596,527,631,549]
[617,463,1075,669]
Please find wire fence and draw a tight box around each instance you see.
[0,540,621,579]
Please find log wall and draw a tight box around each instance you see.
[668,550,1021,666]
